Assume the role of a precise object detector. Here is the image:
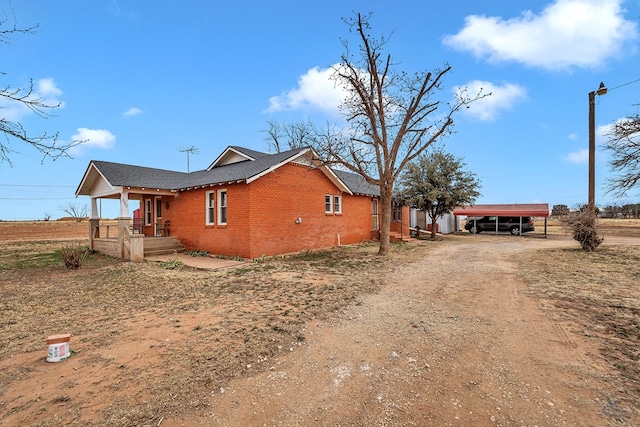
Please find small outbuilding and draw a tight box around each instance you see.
[453,203,550,237]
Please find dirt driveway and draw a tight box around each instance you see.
[1,220,638,426]
[161,236,637,426]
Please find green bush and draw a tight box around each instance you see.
[160,258,185,270]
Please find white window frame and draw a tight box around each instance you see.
[372,199,379,230]
[325,195,333,214]
[145,199,152,226]
[217,189,227,225]
[333,195,342,214]
[205,190,215,225]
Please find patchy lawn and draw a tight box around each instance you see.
[0,233,424,426]
[517,244,640,405]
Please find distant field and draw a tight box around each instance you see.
[0,217,638,242]
[0,219,118,242]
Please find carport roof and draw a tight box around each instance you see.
[453,203,549,217]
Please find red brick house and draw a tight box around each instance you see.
[75,146,408,260]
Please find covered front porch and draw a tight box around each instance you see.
[78,169,180,261]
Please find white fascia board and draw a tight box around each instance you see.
[319,165,352,195]
[76,162,115,197]
[245,148,312,184]
[207,146,255,170]
[246,148,352,195]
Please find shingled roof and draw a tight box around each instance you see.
[76,146,380,197]
[332,169,379,196]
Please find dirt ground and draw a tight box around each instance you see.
[0,219,639,426]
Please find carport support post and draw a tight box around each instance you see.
[519,216,523,237]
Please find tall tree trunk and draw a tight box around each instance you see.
[428,212,438,239]
[430,219,437,239]
[378,184,393,256]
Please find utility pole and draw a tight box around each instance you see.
[588,82,607,217]
[178,145,200,173]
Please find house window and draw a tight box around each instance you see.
[156,198,162,219]
[206,191,215,225]
[372,199,379,230]
[145,199,152,225]
[218,189,227,225]
[333,195,342,214]
[392,200,402,221]
[325,195,332,213]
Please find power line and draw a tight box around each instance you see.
[608,77,640,92]
[0,197,74,200]
[0,184,75,188]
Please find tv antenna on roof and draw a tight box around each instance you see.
[177,145,200,172]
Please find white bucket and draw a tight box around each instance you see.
[46,334,71,362]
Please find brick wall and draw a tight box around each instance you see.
[160,162,379,259]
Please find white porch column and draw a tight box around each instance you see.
[118,190,132,259]
[89,197,100,248]
[119,191,130,218]
[90,198,99,219]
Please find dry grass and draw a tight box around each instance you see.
[517,244,640,406]
[1,219,639,425]
[0,234,425,426]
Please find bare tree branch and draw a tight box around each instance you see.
[266,12,489,255]
[0,2,79,167]
[318,13,489,255]
[605,114,640,197]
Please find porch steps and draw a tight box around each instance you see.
[143,237,186,257]
[389,231,413,243]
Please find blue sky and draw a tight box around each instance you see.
[1,0,639,220]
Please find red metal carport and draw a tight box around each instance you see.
[453,203,550,237]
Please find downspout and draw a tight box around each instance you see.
[336,233,341,247]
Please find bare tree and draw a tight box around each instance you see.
[61,203,88,221]
[605,113,640,197]
[0,3,80,167]
[262,120,314,153]
[311,13,487,255]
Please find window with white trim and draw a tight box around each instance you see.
[372,199,379,230]
[145,199,152,225]
[325,195,332,213]
[333,195,342,214]
[205,191,215,225]
[218,189,227,225]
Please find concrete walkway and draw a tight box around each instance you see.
[144,253,246,270]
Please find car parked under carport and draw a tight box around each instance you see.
[453,203,549,237]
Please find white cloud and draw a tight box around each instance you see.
[37,78,63,98]
[70,128,116,154]
[455,80,527,121]
[566,148,589,163]
[266,64,347,116]
[0,77,64,121]
[597,123,613,140]
[443,0,637,70]
[565,122,614,163]
[123,107,142,117]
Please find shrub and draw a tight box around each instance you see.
[186,250,210,257]
[561,209,603,251]
[61,245,89,269]
[160,258,185,270]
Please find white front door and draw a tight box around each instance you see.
[154,197,162,236]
